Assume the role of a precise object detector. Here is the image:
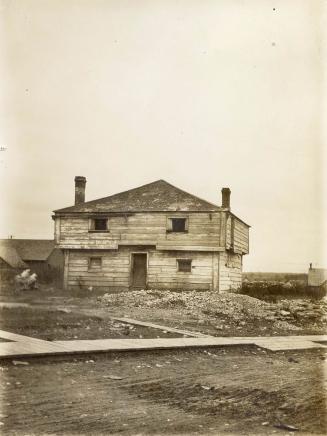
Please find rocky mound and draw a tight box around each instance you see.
[100,290,327,332]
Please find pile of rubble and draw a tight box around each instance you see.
[101,289,273,320]
[100,290,327,329]
[275,299,327,324]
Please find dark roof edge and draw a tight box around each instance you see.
[229,212,251,228]
[53,209,221,217]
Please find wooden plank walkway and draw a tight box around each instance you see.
[111,317,212,337]
[0,329,326,359]
[0,330,79,356]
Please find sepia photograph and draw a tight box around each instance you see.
[0,0,326,434]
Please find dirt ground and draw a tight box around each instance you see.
[0,285,326,435]
[0,305,184,341]
[0,347,326,435]
[1,286,326,339]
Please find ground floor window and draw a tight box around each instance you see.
[177,259,192,272]
[89,257,102,270]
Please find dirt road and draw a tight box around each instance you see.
[0,346,326,435]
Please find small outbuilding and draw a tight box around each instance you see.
[308,264,327,290]
[0,239,63,283]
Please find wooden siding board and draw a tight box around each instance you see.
[58,205,247,292]
[218,251,243,291]
[63,250,69,290]
[66,248,214,291]
[57,212,223,251]
[233,219,249,254]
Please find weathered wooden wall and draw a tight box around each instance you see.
[65,247,216,291]
[55,212,224,251]
[66,248,130,290]
[225,215,249,254]
[233,219,249,254]
[218,252,243,291]
[56,211,247,292]
[147,250,214,291]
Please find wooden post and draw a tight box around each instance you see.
[219,211,226,247]
[54,217,60,244]
[212,252,219,292]
[63,250,70,290]
[231,216,235,251]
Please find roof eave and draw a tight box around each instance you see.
[229,211,251,228]
[53,208,222,216]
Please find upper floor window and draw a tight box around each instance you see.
[167,217,188,233]
[89,218,108,232]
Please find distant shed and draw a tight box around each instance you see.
[0,244,27,270]
[308,264,327,289]
[0,239,63,282]
[0,243,28,286]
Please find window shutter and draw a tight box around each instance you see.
[89,218,95,230]
[167,218,173,231]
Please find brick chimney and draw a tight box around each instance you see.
[221,187,231,209]
[74,176,86,205]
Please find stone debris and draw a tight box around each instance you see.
[101,290,273,320]
[100,289,327,331]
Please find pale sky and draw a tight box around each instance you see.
[0,0,326,272]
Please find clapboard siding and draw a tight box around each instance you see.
[56,211,247,292]
[225,215,249,254]
[66,248,214,291]
[67,249,131,289]
[226,215,232,249]
[233,219,249,254]
[56,212,222,250]
[147,250,213,291]
[218,251,243,291]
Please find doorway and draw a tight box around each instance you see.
[131,253,147,288]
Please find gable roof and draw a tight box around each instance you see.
[54,180,221,214]
[0,239,56,261]
[0,244,28,268]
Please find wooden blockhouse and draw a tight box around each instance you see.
[53,178,250,292]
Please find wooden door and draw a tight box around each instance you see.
[131,253,147,288]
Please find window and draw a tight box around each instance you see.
[177,259,192,272]
[89,218,108,232]
[167,217,188,233]
[89,257,102,269]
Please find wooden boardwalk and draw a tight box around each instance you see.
[0,329,326,359]
[111,316,213,337]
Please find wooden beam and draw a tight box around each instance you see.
[63,250,70,290]
[157,245,224,252]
